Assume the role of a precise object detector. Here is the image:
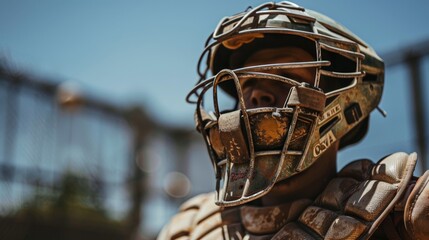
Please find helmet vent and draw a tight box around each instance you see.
[344,103,362,124]
[325,96,338,107]
[319,116,340,136]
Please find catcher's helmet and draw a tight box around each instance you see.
[187,1,384,207]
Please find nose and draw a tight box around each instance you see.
[246,88,275,108]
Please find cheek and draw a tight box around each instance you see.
[290,69,316,85]
[242,87,251,98]
[274,91,289,107]
[241,88,254,107]
[301,71,316,85]
[271,84,290,107]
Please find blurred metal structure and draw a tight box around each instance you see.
[381,38,429,173]
[0,63,135,239]
[0,61,200,240]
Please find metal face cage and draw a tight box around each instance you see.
[186,1,383,206]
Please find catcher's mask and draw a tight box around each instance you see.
[186,1,384,207]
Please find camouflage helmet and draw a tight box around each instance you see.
[187,1,384,207]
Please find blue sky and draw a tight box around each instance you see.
[1,0,429,169]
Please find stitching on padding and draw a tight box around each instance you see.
[406,171,429,238]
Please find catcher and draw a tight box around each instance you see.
[158,2,429,239]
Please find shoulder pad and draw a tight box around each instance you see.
[405,170,429,239]
[273,152,417,240]
[157,193,215,240]
[158,192,244,240]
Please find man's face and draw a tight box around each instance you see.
[240,46,315,109]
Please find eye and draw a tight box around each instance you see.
[278,69,316,85]
[240,79,256,91]
[242,78,254,87]
[278,71,299,81]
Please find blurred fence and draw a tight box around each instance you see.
[380,38,429,172]
[0,63,206,240]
